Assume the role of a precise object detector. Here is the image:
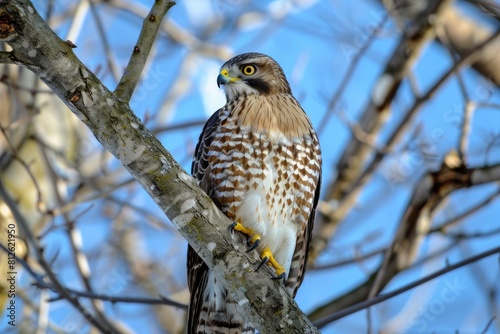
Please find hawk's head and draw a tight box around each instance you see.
[217,53,292,101]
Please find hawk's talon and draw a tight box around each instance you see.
[228,222,238,235]
[246,238,260,252]
[259,246,286,278]
[230,223,286,279]
[255,256,269,272]
[272,272,286,281]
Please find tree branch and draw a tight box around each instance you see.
[441,5,500,86]
[0,181,118,333]
[0,243,189,309]
[309,160,500,322]
[312,245,500,328]
[114,0,175,102]
[0,1,318,333]
[310,0,453,262]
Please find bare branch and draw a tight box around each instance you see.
[310,0,453,262]
[441,5,500,86]
[430,185,500,233]
[308,162,500,322]
[312,245,500,328]
[0,181,118,333]
[114,0,175,102]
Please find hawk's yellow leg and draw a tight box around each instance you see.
[259,246,286,278]
[230,222,286,279]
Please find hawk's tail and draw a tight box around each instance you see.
[187,247,255,334]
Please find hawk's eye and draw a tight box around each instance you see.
[241,65,256,76]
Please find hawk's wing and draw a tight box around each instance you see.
[289,170,321,297]
[187,109,222,334]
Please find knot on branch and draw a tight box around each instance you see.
[0,5,23,41]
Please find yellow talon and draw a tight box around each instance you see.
[260,246,286,277]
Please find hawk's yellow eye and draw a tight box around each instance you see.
[241,65,256,76]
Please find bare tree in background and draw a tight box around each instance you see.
[0,0,499,333]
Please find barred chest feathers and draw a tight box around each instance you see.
[207,94,321,279]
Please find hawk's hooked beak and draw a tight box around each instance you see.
[217,69,239,88]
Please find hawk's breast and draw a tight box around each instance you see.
[207,96,321,276]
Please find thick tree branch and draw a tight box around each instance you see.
[0,1,318,333]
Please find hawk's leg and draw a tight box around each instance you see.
[257,246,286,280]
[229,222,286,279]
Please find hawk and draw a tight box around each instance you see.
[187,52,321,334]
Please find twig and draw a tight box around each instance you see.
[440,226,500,240]
[310,246,386,271]
[0,243,187,309]
[430,186,500,233]
[88,0,121,82]
[151,119,208,134]
[337,28,500,227]
[48,290,188,309]
[459,101,475,162]
[480,316,496,334]
[114,1,175,102]
[317,14,388,135]
[312,246,500,328]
